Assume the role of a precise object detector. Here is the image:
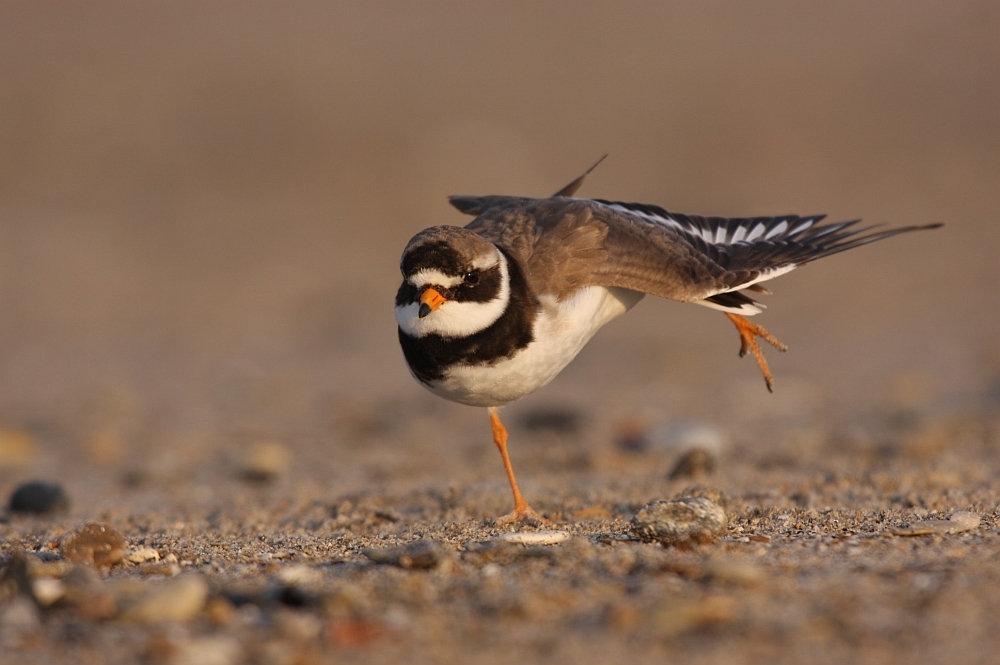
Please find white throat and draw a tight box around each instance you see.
[395,251,510,339]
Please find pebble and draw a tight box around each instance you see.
[62,522,127,568]
[363,539,444,569]
[31,577,66,606]
[493,530,571,546]
[127,547,161,564]
[631,497,728,547]
[242,441,291,482]
[121,574,210,624]
[139,562,182,577]
[8,480,70,515]
[277,564,322,587]
[893,511,981,536]
[668,448,716,479]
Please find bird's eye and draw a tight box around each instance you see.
[464,270,480,286]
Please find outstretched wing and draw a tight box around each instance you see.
[585,199,942,314]
[449,190,941,313]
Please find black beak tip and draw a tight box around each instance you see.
[418,303,431,318]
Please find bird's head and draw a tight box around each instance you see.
[395,226,509,339]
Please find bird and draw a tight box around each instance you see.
[394,157,941,525]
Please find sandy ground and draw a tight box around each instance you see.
[2,3,1000,664]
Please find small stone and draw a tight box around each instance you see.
[668,448,716,479]
[277,564,322,587]
[948,511,982,531]
[30,578,66,606]
[0,429,38,469]
[494,530,571,546]
[139,562,182,577]
[363,539,444,569]
[631,497,728,547]
[121,575,210,624]
[242,441,291,482]
[8,481,69,515]
[62,523,127,568]
[127,547,161,564]
[893,511,981,536]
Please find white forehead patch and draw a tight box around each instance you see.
[409,269,463,289]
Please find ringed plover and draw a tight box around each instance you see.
[395,158,941,525]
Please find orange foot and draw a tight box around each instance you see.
[725,313,788,392]
[494,502,553,527]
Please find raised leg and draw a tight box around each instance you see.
[725,313,788,392]
[488,406,551,526]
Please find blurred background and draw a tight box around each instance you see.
[1,2,998,510]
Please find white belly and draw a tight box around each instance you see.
[424,286,644,406]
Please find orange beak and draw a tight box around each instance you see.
[418,287,447,318]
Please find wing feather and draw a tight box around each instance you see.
[448,193,941,313]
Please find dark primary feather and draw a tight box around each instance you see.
[550,154,608,197]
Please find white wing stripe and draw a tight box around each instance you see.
[696,298,764,315]
[726,264,798,290]
[788,220,814,236]
[764,221,788,240]
[744,224,766,242]
[605,201,814,248]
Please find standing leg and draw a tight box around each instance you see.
[488,407,550,526]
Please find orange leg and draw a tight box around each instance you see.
[488,407,551,526]
[725,313,788,393]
